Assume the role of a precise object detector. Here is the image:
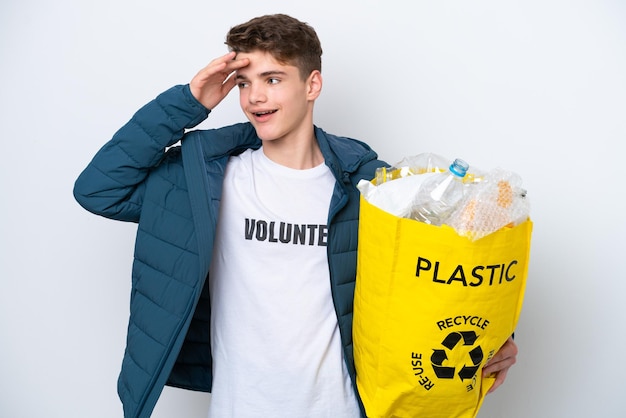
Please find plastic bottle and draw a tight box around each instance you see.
[410,158,469,226]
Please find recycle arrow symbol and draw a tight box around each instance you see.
[431,330,484,381]
[458,346,484,381]
[431,349,455,378]
[442,331,479,349]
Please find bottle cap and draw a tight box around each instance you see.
[449,158,469,177]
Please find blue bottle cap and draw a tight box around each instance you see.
[449,158,469,177]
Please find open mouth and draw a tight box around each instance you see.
[253,110,277,117]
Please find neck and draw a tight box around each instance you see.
[262,130,324,170]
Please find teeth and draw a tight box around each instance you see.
[255,110,276,116]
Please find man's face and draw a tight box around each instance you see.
[234,50,320,143]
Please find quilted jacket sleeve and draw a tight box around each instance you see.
[73,85,209,222]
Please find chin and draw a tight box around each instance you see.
[253,127,281,142]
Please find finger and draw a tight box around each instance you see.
[482,353,516,377]
[223,56,250,74]
[211,52,251,72]
[487,368,509,394]
[220,71,239,94]
[193,52,237,80]
[209,51,237,69]
[196,58,249,88]
[485,337,517,366]
[215,58,250,95]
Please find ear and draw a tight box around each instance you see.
[306,70,323,100]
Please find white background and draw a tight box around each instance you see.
[1,0,625,417]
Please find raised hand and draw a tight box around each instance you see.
[189,51,250,110]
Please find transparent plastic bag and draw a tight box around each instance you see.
[358,153,453,218]
[447,168,530,240]
[375,153,452,184]
[358,153,530,241]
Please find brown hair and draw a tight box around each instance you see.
[225,14,322,80]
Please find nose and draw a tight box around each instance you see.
[248,83,267,104]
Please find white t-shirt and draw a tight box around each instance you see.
[207,148,360,418]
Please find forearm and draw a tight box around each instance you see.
[73,85,209,221]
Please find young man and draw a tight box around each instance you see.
[74,14,517,418]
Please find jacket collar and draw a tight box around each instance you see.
[314,125,378,181]
[188,122,378,178]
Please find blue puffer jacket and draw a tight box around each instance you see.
[74,84,386,418]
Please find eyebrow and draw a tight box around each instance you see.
[235,70,288,80]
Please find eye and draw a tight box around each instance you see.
[237,81,250,89]
[268,78,280,85]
